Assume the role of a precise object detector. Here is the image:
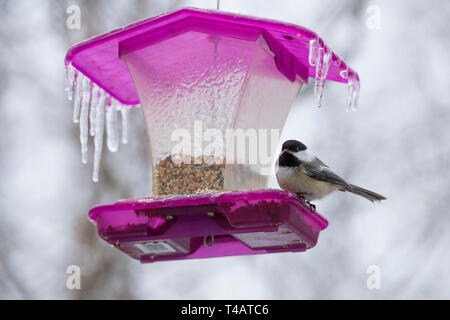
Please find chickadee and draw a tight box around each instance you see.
[276,140,385,209]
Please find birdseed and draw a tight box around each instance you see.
[155,155,225,195]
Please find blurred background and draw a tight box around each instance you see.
[0,0,449,299]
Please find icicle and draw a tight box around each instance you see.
[314,46,331,108]
[346,72,360,112]
[106,99,119,152]
[309,38,332,108]
[89,84,99,137]
[79,76,91,164]
[92,92,106,182]
[65,67,141,181]
[73,72,83,123]
[353,77,360,110]
[119,105,130,144]
[65,64,76,101]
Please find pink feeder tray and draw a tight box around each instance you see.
[65,8,359,263]
[89,190,328,263]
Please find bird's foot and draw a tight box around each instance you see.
[306,201,316,212]
[296,193,306,201]
[295,193,316,212]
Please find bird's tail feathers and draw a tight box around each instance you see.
[345,184,386,203]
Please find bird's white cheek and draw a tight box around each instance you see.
[294,150,314,162]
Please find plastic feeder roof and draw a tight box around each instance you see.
[65,7,357,106]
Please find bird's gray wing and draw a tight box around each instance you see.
[300,157,350,188]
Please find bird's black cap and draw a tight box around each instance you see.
[282,140,307,152]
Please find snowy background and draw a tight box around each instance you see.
[1,0,449,299]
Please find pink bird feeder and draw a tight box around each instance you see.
[65,8,359,263]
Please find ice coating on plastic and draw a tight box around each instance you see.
[65,64,139,181]
[340,68,349,80]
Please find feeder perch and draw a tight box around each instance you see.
[65,8,359,263]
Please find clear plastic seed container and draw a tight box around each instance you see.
[121,33,303,195]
